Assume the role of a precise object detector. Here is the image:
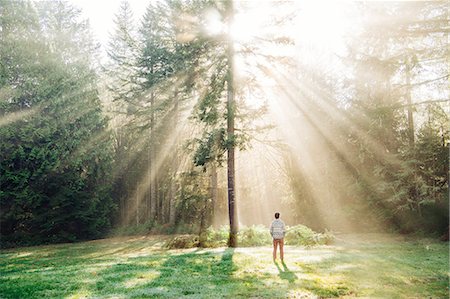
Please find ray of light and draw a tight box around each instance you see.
[254,61,394,230]
[0,106,41,127]
[226,32,408,231]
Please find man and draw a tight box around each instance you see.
[270,212,286,262]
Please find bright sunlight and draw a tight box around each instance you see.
[1,0,448,298]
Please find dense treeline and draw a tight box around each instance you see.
[0,0,448,247]
[0,0,115,246]
[283,1,449,233]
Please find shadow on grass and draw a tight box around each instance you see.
[0,237,168,299]
[88,247,299,298]
[5,238,446,298]
[89,248,239,298]
[275,261,297,284]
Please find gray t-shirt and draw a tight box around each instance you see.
[270,219,286,240]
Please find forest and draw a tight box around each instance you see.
[0,0,448,248]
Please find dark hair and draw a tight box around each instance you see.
[275,212,280,219]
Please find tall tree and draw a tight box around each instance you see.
[138,0,177,222]
[224,0,237,247]
[104,0,141,224]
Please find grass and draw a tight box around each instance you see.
[0,233,448,298]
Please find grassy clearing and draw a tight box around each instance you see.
[0,234,448,298]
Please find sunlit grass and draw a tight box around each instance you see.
[0,234,447,298]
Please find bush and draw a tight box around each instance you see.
[238,225,272,247]
[285,225,334,246]
[121,224,335,249]
[202,224,334,247]
[203,226,229,247]
[165,234,199,249]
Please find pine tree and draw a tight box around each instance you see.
[0,0,114,246]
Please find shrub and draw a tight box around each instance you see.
[126,224,334,249]
[165,234,199,249]
[203,226,229,247]
[202,224,334,247]
[238,225,272,247]
[285,225,334,246]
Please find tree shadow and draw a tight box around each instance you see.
[275,260,298,284]
[88,248,238,298]
[86,247,307,298]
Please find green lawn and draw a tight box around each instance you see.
[0,234,448,298]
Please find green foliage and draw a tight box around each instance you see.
[104,0,210,229]
[203,226,230,247]
[175,170,212,227]
[200,225,334,248]
[238,225,273,247]
[285,225,335,246]
[138,1,177,89]
[370,103,449,233]
[165,234,200,249]
[0,1,114,247]
[193,128,226,167]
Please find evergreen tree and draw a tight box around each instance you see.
[104,0,141,224]
[0,0,114,246]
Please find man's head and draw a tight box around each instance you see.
[275,212,280,219]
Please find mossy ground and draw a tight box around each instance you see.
[0,234,448,298]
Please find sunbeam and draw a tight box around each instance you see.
[2,1,447,277]
[0,106,40,127]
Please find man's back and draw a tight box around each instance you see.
[270,219,285,240]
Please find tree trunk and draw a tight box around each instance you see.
[136,184,140,225]
[199,197,208,247]
[156,176,161,222]
[169,176,177,225]
[146,144,150,221]
[405,58,415,146]
[150,91,156,220]
[210,163,218,227]
[226,0,237,248]
[169,94,179,225]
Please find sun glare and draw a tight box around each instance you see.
[231,1,272,42]
[225,0,366,229]
[294,1,353,59]
[204,8,224,36]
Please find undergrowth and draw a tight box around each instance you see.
[166,224,335,249]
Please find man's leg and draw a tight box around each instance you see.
[273,239,277,260]
[280,239,284,262]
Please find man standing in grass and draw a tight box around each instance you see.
[270,212,286,262]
